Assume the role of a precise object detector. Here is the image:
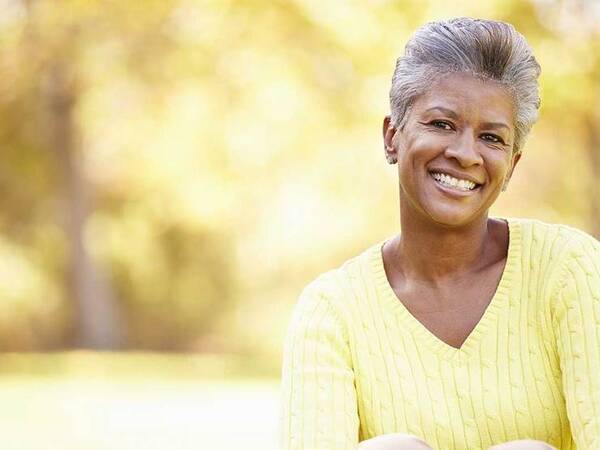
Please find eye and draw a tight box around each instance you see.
[430,120,454,131]
[481,133,506,145]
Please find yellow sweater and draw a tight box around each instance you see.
[281,218,600,450]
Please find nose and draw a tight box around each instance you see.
[444,130,483,167]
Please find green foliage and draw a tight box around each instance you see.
[0,0,597,352]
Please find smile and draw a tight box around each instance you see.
[430,172,480,192]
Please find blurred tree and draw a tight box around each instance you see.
[0,0,237,350]
[527,0,600,236]
[42,57,122,349]
[0,0,597,354]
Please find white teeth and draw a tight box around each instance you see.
[431,172,477,191]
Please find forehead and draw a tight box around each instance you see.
[412,72,516,126]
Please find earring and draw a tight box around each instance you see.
[385,145,397,164]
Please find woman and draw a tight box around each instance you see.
[281,18,600,450]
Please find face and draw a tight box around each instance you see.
[383,72,521,227]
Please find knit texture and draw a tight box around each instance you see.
[281,218,600,450]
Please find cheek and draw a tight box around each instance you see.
[487,153,513,177]
[412,133,445,150]
[398,134,440,163]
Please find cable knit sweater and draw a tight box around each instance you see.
[281,218,600,450]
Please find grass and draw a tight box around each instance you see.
[0,352,280,450]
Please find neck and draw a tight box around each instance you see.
[391,202,493,282]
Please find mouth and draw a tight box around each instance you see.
[429,171,482,193]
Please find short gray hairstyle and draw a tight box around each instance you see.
[390,18,541,153]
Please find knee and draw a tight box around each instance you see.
[490,440,556,450]
[358,433,434,450]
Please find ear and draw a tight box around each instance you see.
[502,151,522,191]
[383,116,398,164]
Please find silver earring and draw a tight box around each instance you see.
[385,146,397,164]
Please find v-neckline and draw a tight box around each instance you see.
[371,217,521,362]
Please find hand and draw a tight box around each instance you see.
[358,433,434,450]
[489,439,556,450]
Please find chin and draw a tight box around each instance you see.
[423,206,485,228]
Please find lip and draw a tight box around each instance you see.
[429,172,481,197]
[428,168,484,186]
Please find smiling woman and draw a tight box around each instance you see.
[384,72,519,229]
[281,18,600,450]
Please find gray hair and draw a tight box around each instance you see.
[390,18,541,153]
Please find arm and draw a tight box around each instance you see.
[281,281,359,450]
[357,434,434,450]
[553,235,600,449]
[489,440,556,450]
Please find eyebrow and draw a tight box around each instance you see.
[424,106,459,119]
[423,106,511,132]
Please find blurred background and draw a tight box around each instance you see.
[0,0,598,448]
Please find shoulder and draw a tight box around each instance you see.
[511,217,599,260]
[502,218,600,322]
[550,224,600,286]
[504,218,599,296]
[284,244,378,350]
[513,218,600,302]
[292,240,384,318]
[513,216,590,243]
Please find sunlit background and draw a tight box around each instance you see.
[1,0,599,448]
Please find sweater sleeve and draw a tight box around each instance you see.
[281,279,359,450]
[553,234,600,449]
